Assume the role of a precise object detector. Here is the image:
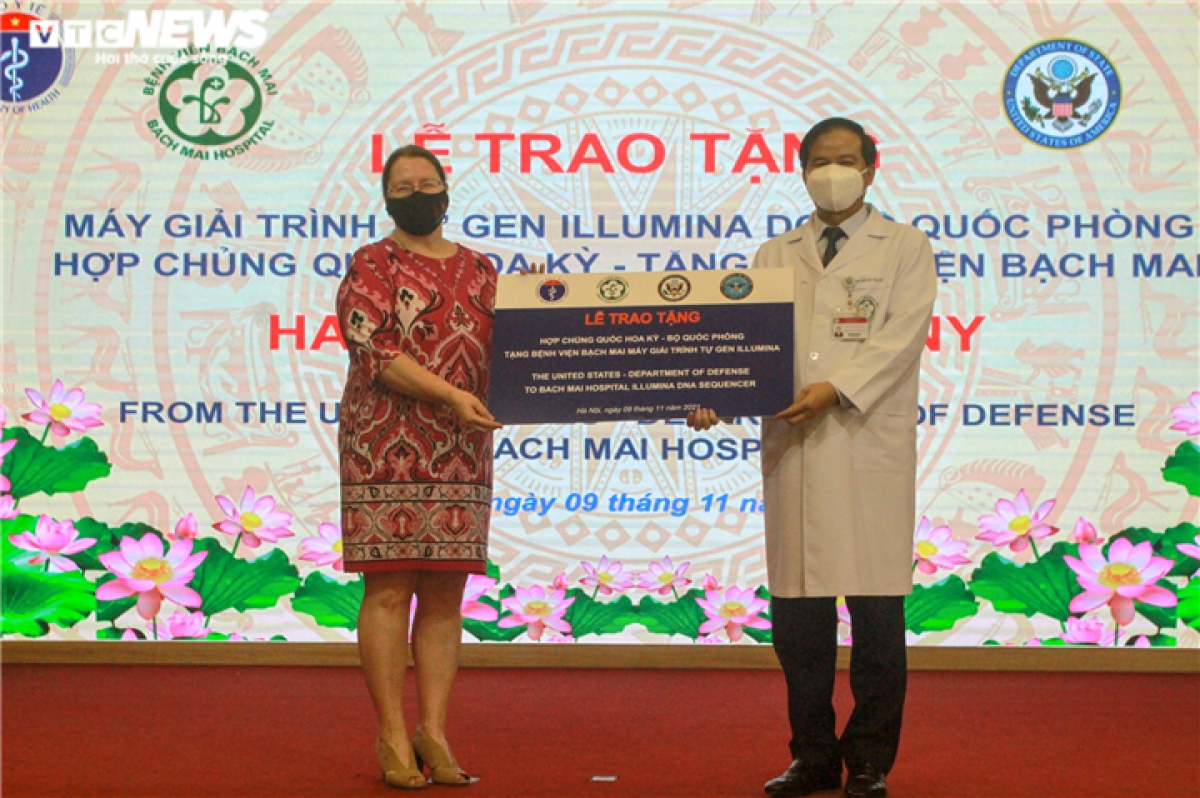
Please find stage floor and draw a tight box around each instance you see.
[3,665,1197,797]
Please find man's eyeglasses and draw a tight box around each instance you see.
[387,180,445,199]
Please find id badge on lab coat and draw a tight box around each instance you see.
[832,308,870,340]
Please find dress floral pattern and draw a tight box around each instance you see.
[336,238,496,572]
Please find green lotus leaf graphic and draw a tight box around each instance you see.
[905,575,979,634]
[291,571,364,630]
[1,427,111,501]
[190,538,300,617]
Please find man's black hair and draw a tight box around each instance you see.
[798,118,877,170]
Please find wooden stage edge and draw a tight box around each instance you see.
[4,641,1198,672]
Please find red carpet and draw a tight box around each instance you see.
[3,665,1197,797]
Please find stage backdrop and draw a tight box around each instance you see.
[2,1,1197,649]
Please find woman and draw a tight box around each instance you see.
[337,144,501,790]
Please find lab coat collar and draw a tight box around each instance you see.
[784,204,890,277]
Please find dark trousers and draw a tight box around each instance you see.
[770,595,907,773]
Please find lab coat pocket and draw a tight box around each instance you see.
[849,410,916,473]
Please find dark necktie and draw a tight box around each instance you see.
[821,226,846,267]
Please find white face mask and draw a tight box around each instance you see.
[805,164,868,212]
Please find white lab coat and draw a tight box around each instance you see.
[753,206,936,597]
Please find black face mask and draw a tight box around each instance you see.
[386,191,448,237]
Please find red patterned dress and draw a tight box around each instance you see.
[336,238,497,573]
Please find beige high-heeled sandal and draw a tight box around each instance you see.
[411,730,473,786]
[376,737,427,790]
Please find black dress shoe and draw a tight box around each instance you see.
[844,763,887,798]
[764,759,841,796]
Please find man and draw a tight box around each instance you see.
[688,117,936,798]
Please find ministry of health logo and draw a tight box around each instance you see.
[0,10,73,113]
[537,278,568,303]
[1003,39,1120,149]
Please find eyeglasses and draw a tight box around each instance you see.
[386,180,445,198]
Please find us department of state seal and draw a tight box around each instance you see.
[1003,39,1120,149]
[658,275,691,302]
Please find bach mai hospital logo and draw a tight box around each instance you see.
[145,50,277,161]
[0,9,74,113]
[1003,39,1121,149]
